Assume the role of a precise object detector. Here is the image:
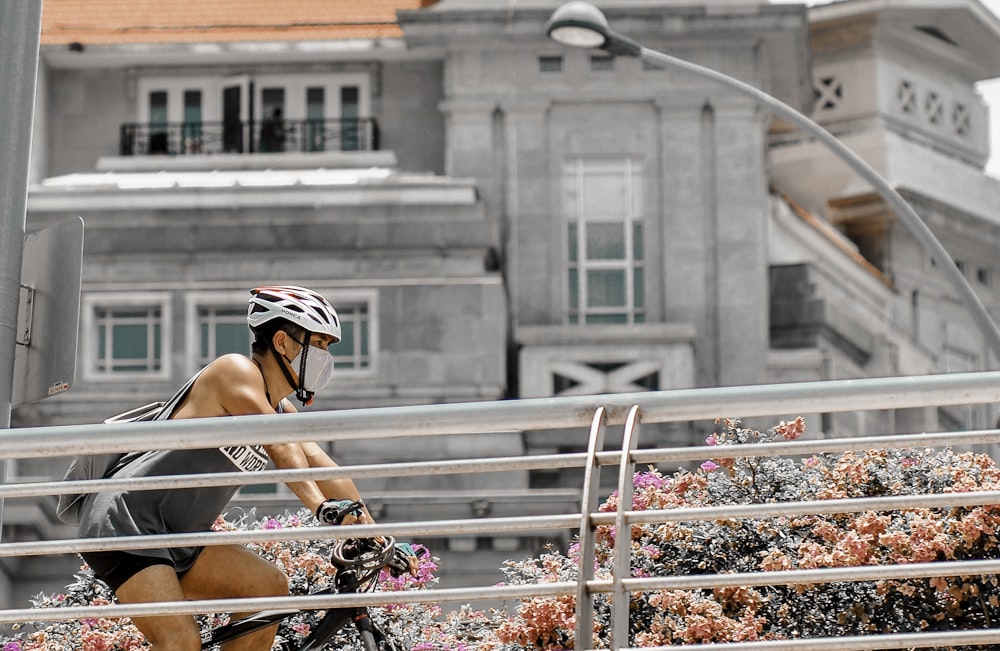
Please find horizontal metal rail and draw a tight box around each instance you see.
[10,426,1000,501]
[8,485,1000,558]
[7,555,1000,624]
[616,629,1000,651]
[3,371,999,460]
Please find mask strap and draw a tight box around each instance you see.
[269,336,315,406]
[296,339,314,406]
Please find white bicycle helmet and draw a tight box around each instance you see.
[247,285,341,342]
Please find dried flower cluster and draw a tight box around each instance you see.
[5,416,1000,650]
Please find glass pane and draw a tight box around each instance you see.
[568,223,578,262]
[262,88,284,117]
[307,87,325,153]
[539,56,563,73]
[633,222,644,260]
[568,268,579,309]
[335,321,355,368]
[360,315,369,358]
[183,90,202,147]
[200,323,209,359]
[580,164,628,218]
[586,222,625,260]
[183,91,201,123]
[590,55,614,72]
[586,313,627,324]
[587,269,626,307]
[98,324,107,359]
[341,86,360,151]
[634,267,645,308]
[149,91,167,129]
[215,323,249,356]
[261,88,285,153]
[153,323,161,364]
[112,324,148,360]
[341,86,359,119]
[307,88,325,120]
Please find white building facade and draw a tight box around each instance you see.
[7,0,1000,605]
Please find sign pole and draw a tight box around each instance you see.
[0,2,44,540]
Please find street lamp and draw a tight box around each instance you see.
[545,1,1000,363]
[548,1,1000,646]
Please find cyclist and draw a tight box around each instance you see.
[76,285,416,651]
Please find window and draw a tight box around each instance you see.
[563,158,645,324]
[306,87,325,152]
[332,300,372,370]
[182,90,202,153]
[340,86,360,152]
[136,74,371,155]
[259,87,286,153]
[83,293,171,380]
[539,55,563,73]
[148,90,168,154]
[198,306,250,367]
[590,55,614,72]
[186,290,376,375]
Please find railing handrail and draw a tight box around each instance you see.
[6,370,1000,648]
[118,116,379,155]
[6,371,1000,460]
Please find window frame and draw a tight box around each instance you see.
[82,292,172,381]
[562,157,646,325]
[326,289,379,376]
[185,290,251,375]
[138,74,371,126]
[183,289,378,378]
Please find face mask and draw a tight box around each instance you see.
[289,344,335,393]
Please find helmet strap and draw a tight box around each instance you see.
[269,336,315,406]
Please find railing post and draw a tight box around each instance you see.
[610,405,641,650]
[575,407,607,650]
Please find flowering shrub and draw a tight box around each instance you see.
[492,417,1000,649]
[5,416,1000,649]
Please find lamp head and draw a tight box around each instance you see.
[545,1,610,49]
[545,2,642,57]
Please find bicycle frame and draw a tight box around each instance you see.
[202,595,389,651]
[201,541,397,651]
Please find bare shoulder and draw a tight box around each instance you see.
[175,354,271,418]
[206,353,259,379]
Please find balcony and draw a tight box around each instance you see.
[119,117,380,157]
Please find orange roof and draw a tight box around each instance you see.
[41,0,438,46]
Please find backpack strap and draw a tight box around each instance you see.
[152,367,206,421]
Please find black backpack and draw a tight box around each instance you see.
[55,370,204,525]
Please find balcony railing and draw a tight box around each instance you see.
[119,118,380,156]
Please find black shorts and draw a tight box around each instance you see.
[80,551,177,593]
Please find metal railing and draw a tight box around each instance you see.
[4,371,1000,650]
[118,117,380,156]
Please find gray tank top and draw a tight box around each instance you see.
[77,390,280,571]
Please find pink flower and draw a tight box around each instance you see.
[701,460,719,472]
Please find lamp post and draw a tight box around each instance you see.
[545,1,1000,365]
[546,1,1000,647]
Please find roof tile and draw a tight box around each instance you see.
[41,0,436,45]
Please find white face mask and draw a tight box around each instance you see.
[289,344,335,393]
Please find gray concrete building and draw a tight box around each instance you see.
[6,0,1000,606]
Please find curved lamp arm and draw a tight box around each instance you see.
[546,1,1000,362]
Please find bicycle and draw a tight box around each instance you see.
[201,534,403,651]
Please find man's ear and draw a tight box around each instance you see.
[271,329,291,356]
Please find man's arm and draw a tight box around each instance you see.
[274,399,373,524]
